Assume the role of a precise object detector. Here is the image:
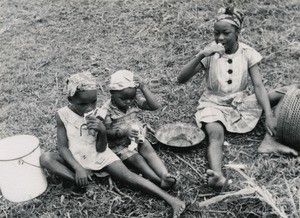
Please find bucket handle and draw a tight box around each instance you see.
[18,159,42,168]
[0,145,40,162]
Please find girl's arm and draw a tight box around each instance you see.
[138,84,160,111]
[134,76,160,111]
[178,44,225,83]
[56,112,91,186]
[95,119,108,152]
[177,52,205,83]
[249,64,277,135]
[104,115,130,140]
[85,115,108,152]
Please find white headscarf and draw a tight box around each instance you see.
[109,70,136,91]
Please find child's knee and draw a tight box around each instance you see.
[127,153,145,165]
[39,152,54,167]
[207,129,224,142]
[138,140,155,152]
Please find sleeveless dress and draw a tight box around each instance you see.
[57,106,119,170]
[195,42,263,133]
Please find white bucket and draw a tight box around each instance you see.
[0,135,48,202]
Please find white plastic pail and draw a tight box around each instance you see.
[0,135,48,202]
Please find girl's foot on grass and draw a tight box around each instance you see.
[161,173,177,190]
[172,200,186,218]
[258,133,298,156]
[205,169,227,189]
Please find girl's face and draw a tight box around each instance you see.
[68,90,97,116]
[214,21,239,54]
[111,87,136,111]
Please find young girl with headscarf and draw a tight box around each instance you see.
[101,70,177,190]
[177,7,279,189]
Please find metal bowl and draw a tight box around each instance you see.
[155,122,205,150]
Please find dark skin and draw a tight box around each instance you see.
[106,77,160,139]
[40,89,187,217]
[214,22,239,54]
[57,90,107,186]
[104,80,177,190]
[68,90,107,152]
[105,88,139,139]
[178,21,276,135]
[110,88,137,113]
[177,21,276,188]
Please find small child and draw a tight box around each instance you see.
[177,7,278,189]
[102,70,177,190]
[40,72,186,218]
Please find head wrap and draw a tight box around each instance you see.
[66,71,97,97]
[109,70,136,91]
[216,7,244,30]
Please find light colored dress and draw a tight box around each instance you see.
[57,106,119,170]
[101,97,146,160]
[195,42,263,133]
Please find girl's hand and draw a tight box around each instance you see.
[129,124,140,138]
[133,75,145,89]
[85,115,106,133]
[75,167,92,187]
[202,43,225,57]
[120,126,139,138]
[265,115,277,136]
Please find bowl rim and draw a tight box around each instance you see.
[155,122,205,148]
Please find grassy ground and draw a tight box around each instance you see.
[0,0,299,217]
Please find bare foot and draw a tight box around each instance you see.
[206,169,227,188]
[172,200,186,218]
[161,173,177,190]
[258,133,298,156]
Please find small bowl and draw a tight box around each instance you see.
[155,122,205,151]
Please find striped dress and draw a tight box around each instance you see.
[195,42,263,133]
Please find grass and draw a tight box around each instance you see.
[0,0,299,217]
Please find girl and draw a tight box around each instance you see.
[177,7,278,189]
[102,70,177,190]
[40,72,186,218]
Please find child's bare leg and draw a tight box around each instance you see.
[268,85,299,106]
[125,153,161,185]
[259,90,298,156]
[138,140,176,189]
[105,161,186,218]
[205,122,226,188]
[40,152,75,182]
[268,86,290,107]
[258,133,298,156]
